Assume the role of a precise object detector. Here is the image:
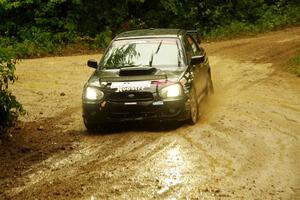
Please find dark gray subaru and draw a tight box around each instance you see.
[82,29,213,130]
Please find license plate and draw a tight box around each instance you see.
[111,81,151,92]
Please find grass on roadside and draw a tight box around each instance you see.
[289,53,300,76]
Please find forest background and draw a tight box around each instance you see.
[1,0,300,57]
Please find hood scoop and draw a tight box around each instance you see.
[119,67,157,76]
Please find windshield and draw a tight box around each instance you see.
[100,38,184,69]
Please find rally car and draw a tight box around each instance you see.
[82,28,213,130]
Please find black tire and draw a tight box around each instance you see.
[84,120,97,132]
[188,86,199,125]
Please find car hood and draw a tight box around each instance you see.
[87,67,186,86]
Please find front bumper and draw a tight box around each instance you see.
[82,97,190,124]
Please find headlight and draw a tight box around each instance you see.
[84,87,104,100]
[159,84,183,98]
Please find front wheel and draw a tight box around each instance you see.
[84,120,98,132]
[187,87,199,125]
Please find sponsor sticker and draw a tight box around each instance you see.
[153,101,164,106]
[124,102,137,105]
[111,81,151,92]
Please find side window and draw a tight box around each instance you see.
[188,36,201,55]
[184,36,194,62]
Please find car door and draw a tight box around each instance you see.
[185,35,207,98]
[183,36,201,97]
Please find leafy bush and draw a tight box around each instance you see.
[203,2,300,40]
[92,29,113,49]
[204,21,257,39]
[14,27,65,58]
[0,48,24,134]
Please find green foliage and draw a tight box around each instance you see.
[0,48,25,134]
[0,0,80,58]
[15,28,65,58]
[202,1,300,40]
[92,29,113,49]
[204,21,257,39]
[0,0,300,57]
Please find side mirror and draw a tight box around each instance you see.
[87,59,98,68]
[190,55,205,66]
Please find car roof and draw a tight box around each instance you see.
[115,28,186,40]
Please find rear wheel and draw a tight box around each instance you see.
[188,86,199,125]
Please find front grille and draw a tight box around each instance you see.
[109,92,154,102]
[110,111,157,120]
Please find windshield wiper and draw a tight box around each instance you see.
[149,40,163,67]
[121,64,141,68]
[155,40,163,54]
[102,64,141,70]
[176,40,182,67]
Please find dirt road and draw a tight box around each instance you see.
[1,27,300,199]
